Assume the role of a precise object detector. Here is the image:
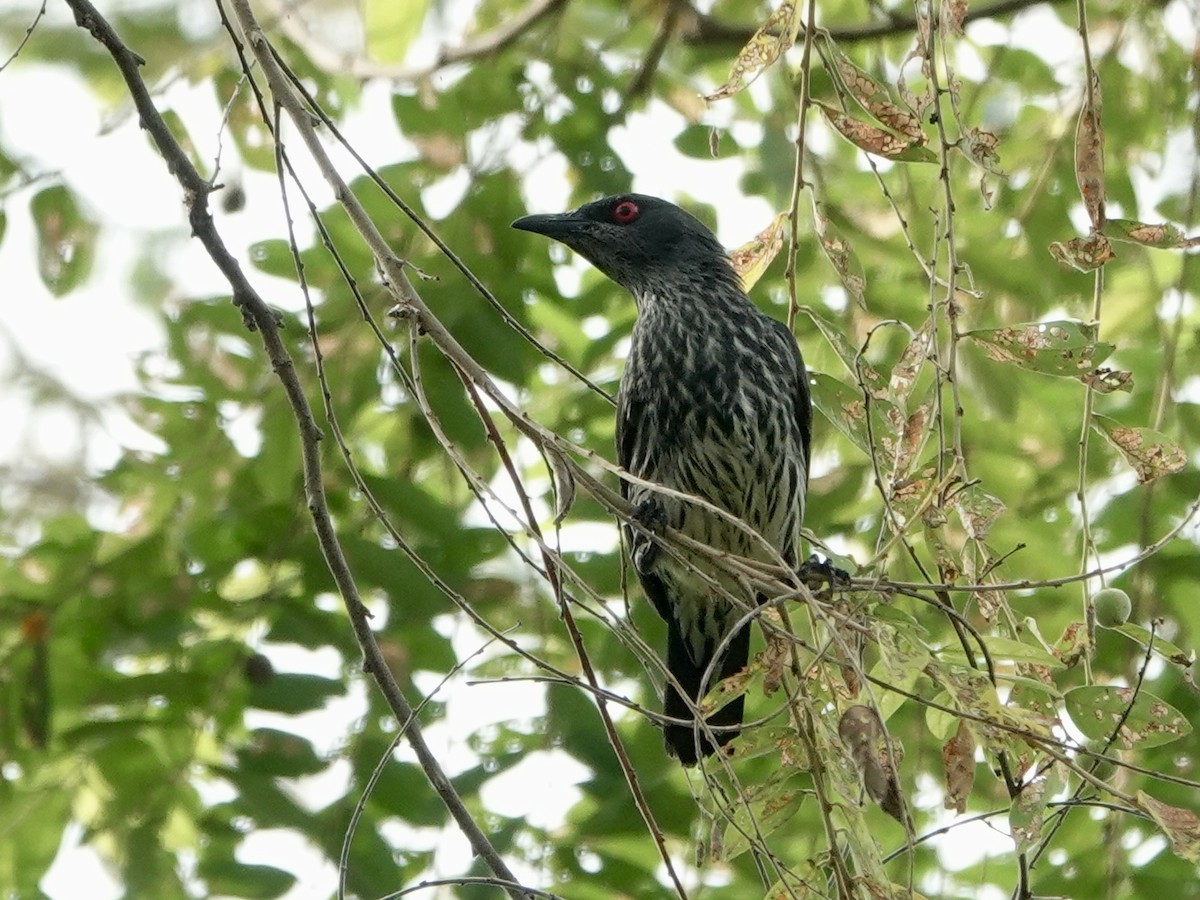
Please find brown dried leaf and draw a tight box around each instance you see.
[1049,232,1115,271]
[1106,218,1200,249]
[961,127,1003,175]
[1074,72,1106,230]
[941,721,975,813]
[826,41,926,142]
[730,211,788,291]
[839,705,906,823]
[1093,416,1187,483]
[1053,621,1089,669]
[704,4,801,102]
[891,401,933,483]
[759,606,790,696]
[942,0,969,34]
[818,102,938,162]
[1082,366,1134,394]
[890,320,933,403]
[1138,792,1200,864]
[949,485,1005,541]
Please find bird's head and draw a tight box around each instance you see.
[512,194,737,296]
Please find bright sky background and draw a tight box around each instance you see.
[1,0,1195,896]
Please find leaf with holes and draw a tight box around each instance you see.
[730,211,788,291]
[1010,762,1064,855]
[1049,232,1116,271]
[961,127,1004,176]
[1092,416,1187,483]
[889,319,933,406]
[812,199,867,308]
[949,484,1005,541]
[818,103,938,162]
[809,372,898,462]
[1082,367,1134,393]
[965,321,1114,377]
[1064,686,1191,749]
[1106,219,1200,250]
[824,39,925,143]
[704,4,801,102]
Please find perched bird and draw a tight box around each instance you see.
[513,194,811,765]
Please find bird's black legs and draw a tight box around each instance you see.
[797,553,851,590]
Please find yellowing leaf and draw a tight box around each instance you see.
[364,0,429,63]
[729,212,788,291]
[704,4,802,102]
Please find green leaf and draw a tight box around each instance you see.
[248,673,344,714]
[718,780,805,861]
[965,320,1114,376]
[30,183,98,295]
[198,860,296,899]
[1064,686,1192,749]
[809,372,898,460]
[364,0,430,63]
[938,636,1065,670]
[1112,623,1191,666]
[1106,218,1200,249]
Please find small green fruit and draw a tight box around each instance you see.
[1093,587,1132,628]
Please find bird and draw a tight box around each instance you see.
[513,194,811,765]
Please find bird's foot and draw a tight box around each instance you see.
[630,499,668,575]
[797,554,851,591]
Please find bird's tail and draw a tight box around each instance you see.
[662,619,751,766]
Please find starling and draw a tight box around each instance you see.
[514,194,811,765]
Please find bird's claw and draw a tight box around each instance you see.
[798,554,851,591]
[631,499,668,575]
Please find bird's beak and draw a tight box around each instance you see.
[511,210,585,241]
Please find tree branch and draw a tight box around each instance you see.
[256,0,569,81]
[63,0,530,894]
[680,0,1068,47]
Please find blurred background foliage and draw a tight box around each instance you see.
[1,0,1198,897]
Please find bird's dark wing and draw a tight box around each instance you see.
[771,318,812,480]
[616,388,675,625]
[615,387,641,494]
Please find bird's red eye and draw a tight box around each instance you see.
[612,200,640,224]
